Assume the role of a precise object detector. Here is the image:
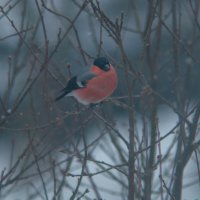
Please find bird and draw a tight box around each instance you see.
[55,57,118,106]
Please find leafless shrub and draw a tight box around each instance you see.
[0,0,199,200]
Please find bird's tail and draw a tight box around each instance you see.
[55,93,66,101]
[55,89,71,101]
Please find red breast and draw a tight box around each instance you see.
[73,64,118,105]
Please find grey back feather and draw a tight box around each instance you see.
[77,72,97,87]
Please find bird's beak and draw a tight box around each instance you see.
[104,64,110,71]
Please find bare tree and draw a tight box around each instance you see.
[0,0,199,200]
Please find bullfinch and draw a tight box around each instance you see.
[55,57,118,106]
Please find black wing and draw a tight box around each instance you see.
[55,72,97,102]
[55,76,81,101]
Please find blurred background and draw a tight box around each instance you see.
[0,0,200,199]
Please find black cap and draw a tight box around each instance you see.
[93,57,110,71]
